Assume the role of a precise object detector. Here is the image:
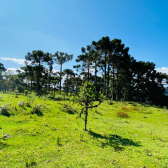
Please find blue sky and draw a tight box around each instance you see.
[1,0,168,73]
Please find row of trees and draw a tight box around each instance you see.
[0,36,168,106]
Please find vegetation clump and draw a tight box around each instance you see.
[61,103,78,114]
[31,104,47,116]
[18,101,31,107]
[117,111,129,118]
[0,103,11,116]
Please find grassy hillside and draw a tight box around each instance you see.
[0,93,168,167]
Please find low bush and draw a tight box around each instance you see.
[55,95,70,101]
[117,111,129,118]
[18,101,31,107]
[18,101,25,107]
[61,103,78,114]
[55,95,64,101]
[0,103,11,116]
[46,94,54,99]
[27,93,36,103]
[31,104,48,116]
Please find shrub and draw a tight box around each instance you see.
[61,103,78,114]
[46,94,54,99]
[108,101,113,105]
[24,101,31,107]
[27,93,36,103]
[24,90,29,96]
[0,103,11,116]
[18,101,25,107]
[117,111,129,118]
[31,104,47,116]
[54,95,64,101]
[18,101,31,107]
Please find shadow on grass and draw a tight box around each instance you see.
[0,142,9,149]
[89,130,141,151]
[95,109,103,116]
[31,110,43,116]
[1,112,11,117]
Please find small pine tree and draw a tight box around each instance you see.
[72,82,104,131]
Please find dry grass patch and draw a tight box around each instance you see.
[121,106,129,111]
[117,111,129,118]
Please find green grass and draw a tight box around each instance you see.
[0,93,168,167]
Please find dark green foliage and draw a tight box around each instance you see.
[0,37,167,107]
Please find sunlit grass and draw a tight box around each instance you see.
[0,93,168,167]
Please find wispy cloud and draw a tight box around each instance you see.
[1,57,25,65]
[156,67,168,74]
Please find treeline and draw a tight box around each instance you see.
[0,36,168,106]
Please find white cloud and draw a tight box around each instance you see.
[1,57,25,65]
[156,67,168,74]
[53,64,59,68]
[6,68,22,74]
[52,69,60,73]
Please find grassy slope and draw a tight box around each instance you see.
[0,94,168,167]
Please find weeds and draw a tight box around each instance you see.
[56,136,62,146]
[25,157,37,167]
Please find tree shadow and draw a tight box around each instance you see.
[88,130,141,151]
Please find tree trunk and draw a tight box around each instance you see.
[112,65,115,100]
[67,77,69,96]
[60,64,62,95]
[49,73,51,93]
[85,108,88,131]
[87,62,90,82]
[103,53,106,96]
[137,71,140,102]
[107,62,110,97]
[95,63,97,91]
